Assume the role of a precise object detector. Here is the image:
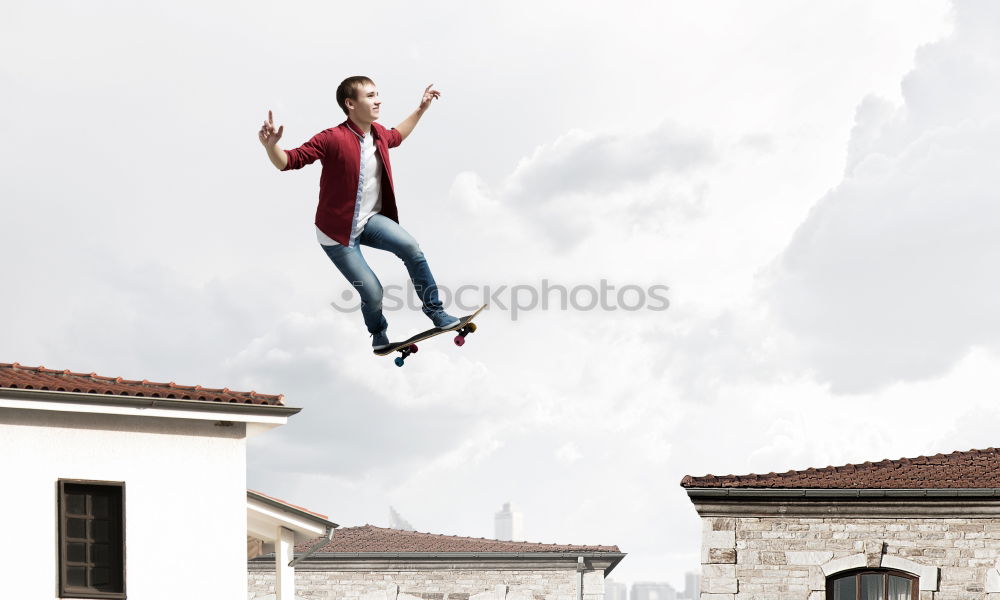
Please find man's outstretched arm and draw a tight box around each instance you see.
[394,84,441,143]
[258,110,288,170]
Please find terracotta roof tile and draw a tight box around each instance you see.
[296,525,620,553]
[0,362,283,406]
[681,448,1000,489]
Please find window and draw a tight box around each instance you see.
[58,480,126,599]
[828,569,917,600]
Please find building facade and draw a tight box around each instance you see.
[0,362,298,600]
[249,525,625,600]
[682,448,1000,599]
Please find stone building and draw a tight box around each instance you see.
[249,524,625,600]
[681,448,1000,599]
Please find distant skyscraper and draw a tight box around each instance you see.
[630,582,677,600]
[494,502,524,541]
[388,506,415,531]
[681,572,700,600]
[604,579,627,600]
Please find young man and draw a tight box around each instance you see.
[258,76,459,350]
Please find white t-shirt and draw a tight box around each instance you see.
[317,132,382,246]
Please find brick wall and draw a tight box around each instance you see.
[698,515,1000,600]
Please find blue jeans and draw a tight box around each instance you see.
[321,214,446,335]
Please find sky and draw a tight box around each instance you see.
[6,0,1000,590]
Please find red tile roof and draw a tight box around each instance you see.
[296,525,621,553]
[0,362,283,406]
[681,448,1000,489]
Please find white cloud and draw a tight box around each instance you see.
[763,0,1000,392]
[555,442,583,464]
[455,123,716,251]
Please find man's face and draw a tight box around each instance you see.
[346,82,381,122]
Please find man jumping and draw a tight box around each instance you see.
[258,76,459,351]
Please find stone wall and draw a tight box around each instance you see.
[699,515,1000,600]
[248,563,605,600]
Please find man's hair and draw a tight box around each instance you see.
[337,76,375,116]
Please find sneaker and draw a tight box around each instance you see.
[371,329,391,351]
[430,311,461,330]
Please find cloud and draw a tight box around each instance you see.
[505,124,717,200]
[1,248,300,389]
[763,0,1000,392]
[232,310,507,481]
[444,123,717,253]
[555,442,583,464]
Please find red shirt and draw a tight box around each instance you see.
[283,119,403,246]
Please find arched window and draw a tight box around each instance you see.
[827,569,917,600]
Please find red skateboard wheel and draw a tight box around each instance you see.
[454,335,465,347]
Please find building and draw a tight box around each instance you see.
[630,581,677,600]
[495,501,524,541]
[604,579,627,600]
[0,362,324,600]
[682,447,1000,599]
[247,489,339,600]
[680,572,699,600]
[249,524,625,600]
[0,361,625,600]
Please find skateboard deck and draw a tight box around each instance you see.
[375,305,487,366]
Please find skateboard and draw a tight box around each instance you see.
[375,305,487,367]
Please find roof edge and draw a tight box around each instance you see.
[248,490,338,529]
[679,448,1000,490]
[685,487,1000,499]
[250,551,627,575]
[296,551,626,558]
[0,387,301,417]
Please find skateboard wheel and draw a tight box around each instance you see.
[454,335,466,347]
[394,357,405,367]
[467,322,477,333]
[410,344,419,354]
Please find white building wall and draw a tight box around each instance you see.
[0,407,248,599]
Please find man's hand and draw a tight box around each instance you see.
[417,84,441,113]
[397,85,441,143]
[258,110,284,147]
[259,110,288,170]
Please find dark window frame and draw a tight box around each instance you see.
[826,568,918,599]
[57,479,127,599]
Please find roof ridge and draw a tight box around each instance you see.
[0,362,284,406]
[337,524,617,549]
[681,447,1000,490]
